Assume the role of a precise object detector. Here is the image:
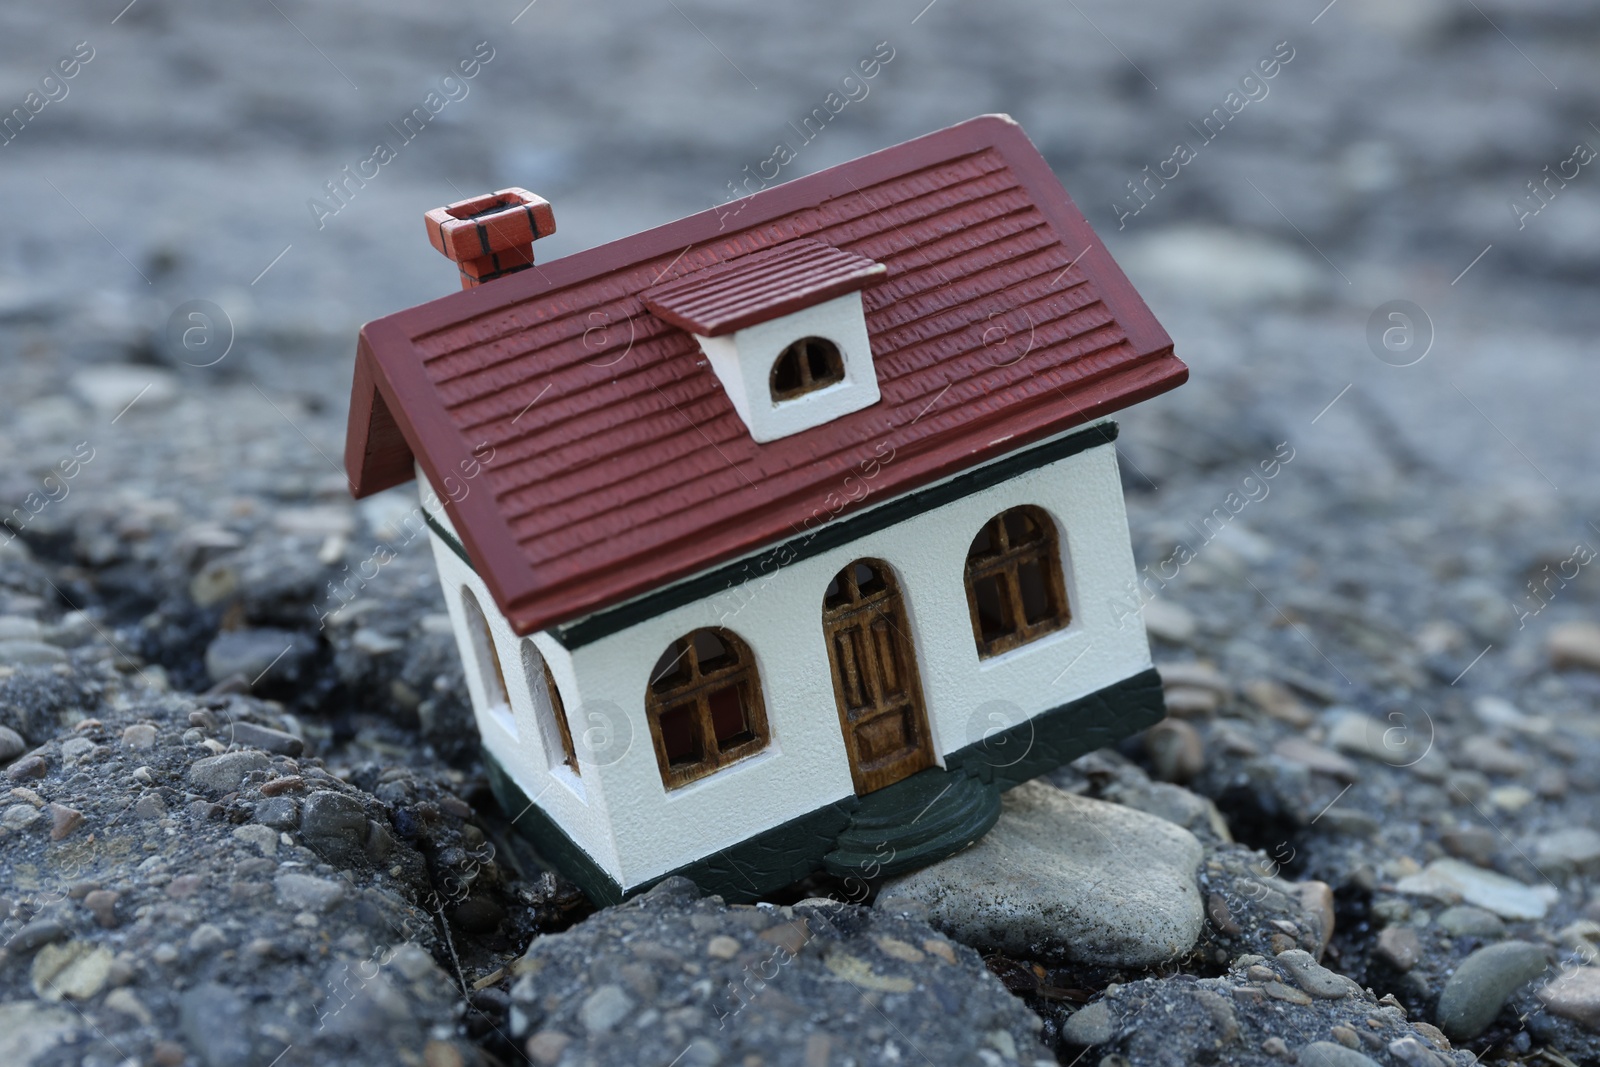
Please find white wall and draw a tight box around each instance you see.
[421,485,622,879]
[420,428,1152,893]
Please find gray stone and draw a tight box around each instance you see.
[1436,940,1551,1040]
[1299,1041,1381,1067]
[70,365,178,417]
[1396,859,1558,920]
[578,984,635,1034]
[232,822,278,855]
[1537,967,1600,1032]
[188,749,270,793]
[1375,926,1421,971]
[6,920,67,955]
[255,796,300,829]
[58,737,94,764]
[1439,825,1497,867]
[0,640,68,667]
[275,871,346,912]
[1548,621,1600,672]
[1435,906,1505,939]
[1533,827,1600,876]
[203,628,313,686]
[878,781,1204,966]
[1141,599,1196,643]
[0,725,24,762]
[119,723,157,749]
[1327,709,1426,767]
[1275,949,1362,999]
[222,720,303,756]
[0,1001,78,1066]
[30,940,114,1000]
[180,983,254,1067]
[1457,736,1531,777]
[299,789,372,866]
[1387,1035,1452,1066]
[1,803,42,831]
[1144,719,1205,782]
[0,616,42,640]
[1062,1000,1116,1045]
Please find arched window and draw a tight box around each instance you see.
[770,337,844,401]
[964,506,1070,658]
[522,642,579,775]
[461,589,516,738]
[645,628,768,788]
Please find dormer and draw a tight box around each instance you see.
[644,240,887,443]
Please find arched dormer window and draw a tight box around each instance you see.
[770,337,844,401]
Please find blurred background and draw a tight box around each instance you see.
[1,0,1595,497]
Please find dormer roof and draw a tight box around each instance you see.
[641,239,886,336]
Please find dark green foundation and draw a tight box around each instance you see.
[485,667,1166,905]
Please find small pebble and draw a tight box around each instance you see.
[1435,906,1504,939]
[526,1031,573,1066]
[1276,949,1362,999]
[1299,1040,1380,1067]
[1144,719,1204,782]
[1537,967,1600,1031]
[1263,980,1312,1006]
[6,755,47,780]
[706,935,741,960]
[577,984,634,1034]
[8,919,68,955]
[121,723,158,749]
[48,803,83,840]
[1376,926,1421,971]
[0,725,25,762]
[1207,893,1242,936]
[83,889,120,928]
[152,1040,187,1066]
[1261,1036,1290,1056]
[1548,621,1600,672]
[1062,1000,1115,1045]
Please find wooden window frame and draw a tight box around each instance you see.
[964,505,1071,658]
[462,589,517,738]
[770,336,845,402]
[524,642,580,775]
[645,628,770,789]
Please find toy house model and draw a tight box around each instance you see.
[344,115,1187,905]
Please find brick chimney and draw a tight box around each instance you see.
[424,187,555,289]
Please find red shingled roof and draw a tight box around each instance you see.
[346,114,1185,636]
[642,238,887,336]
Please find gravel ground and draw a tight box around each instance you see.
[2,1,1599,1065]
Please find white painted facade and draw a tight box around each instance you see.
[420,424,1152,893]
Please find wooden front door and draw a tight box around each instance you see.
[822,559,934,794]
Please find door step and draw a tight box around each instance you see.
[822,766,1001,880]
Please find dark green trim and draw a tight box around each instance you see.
[948,666,1166,789]
[550,421,1120,649]
[484,751,626,906]
[654,799,859,902]
[489,666,1165,905]
[423,509,475,572]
